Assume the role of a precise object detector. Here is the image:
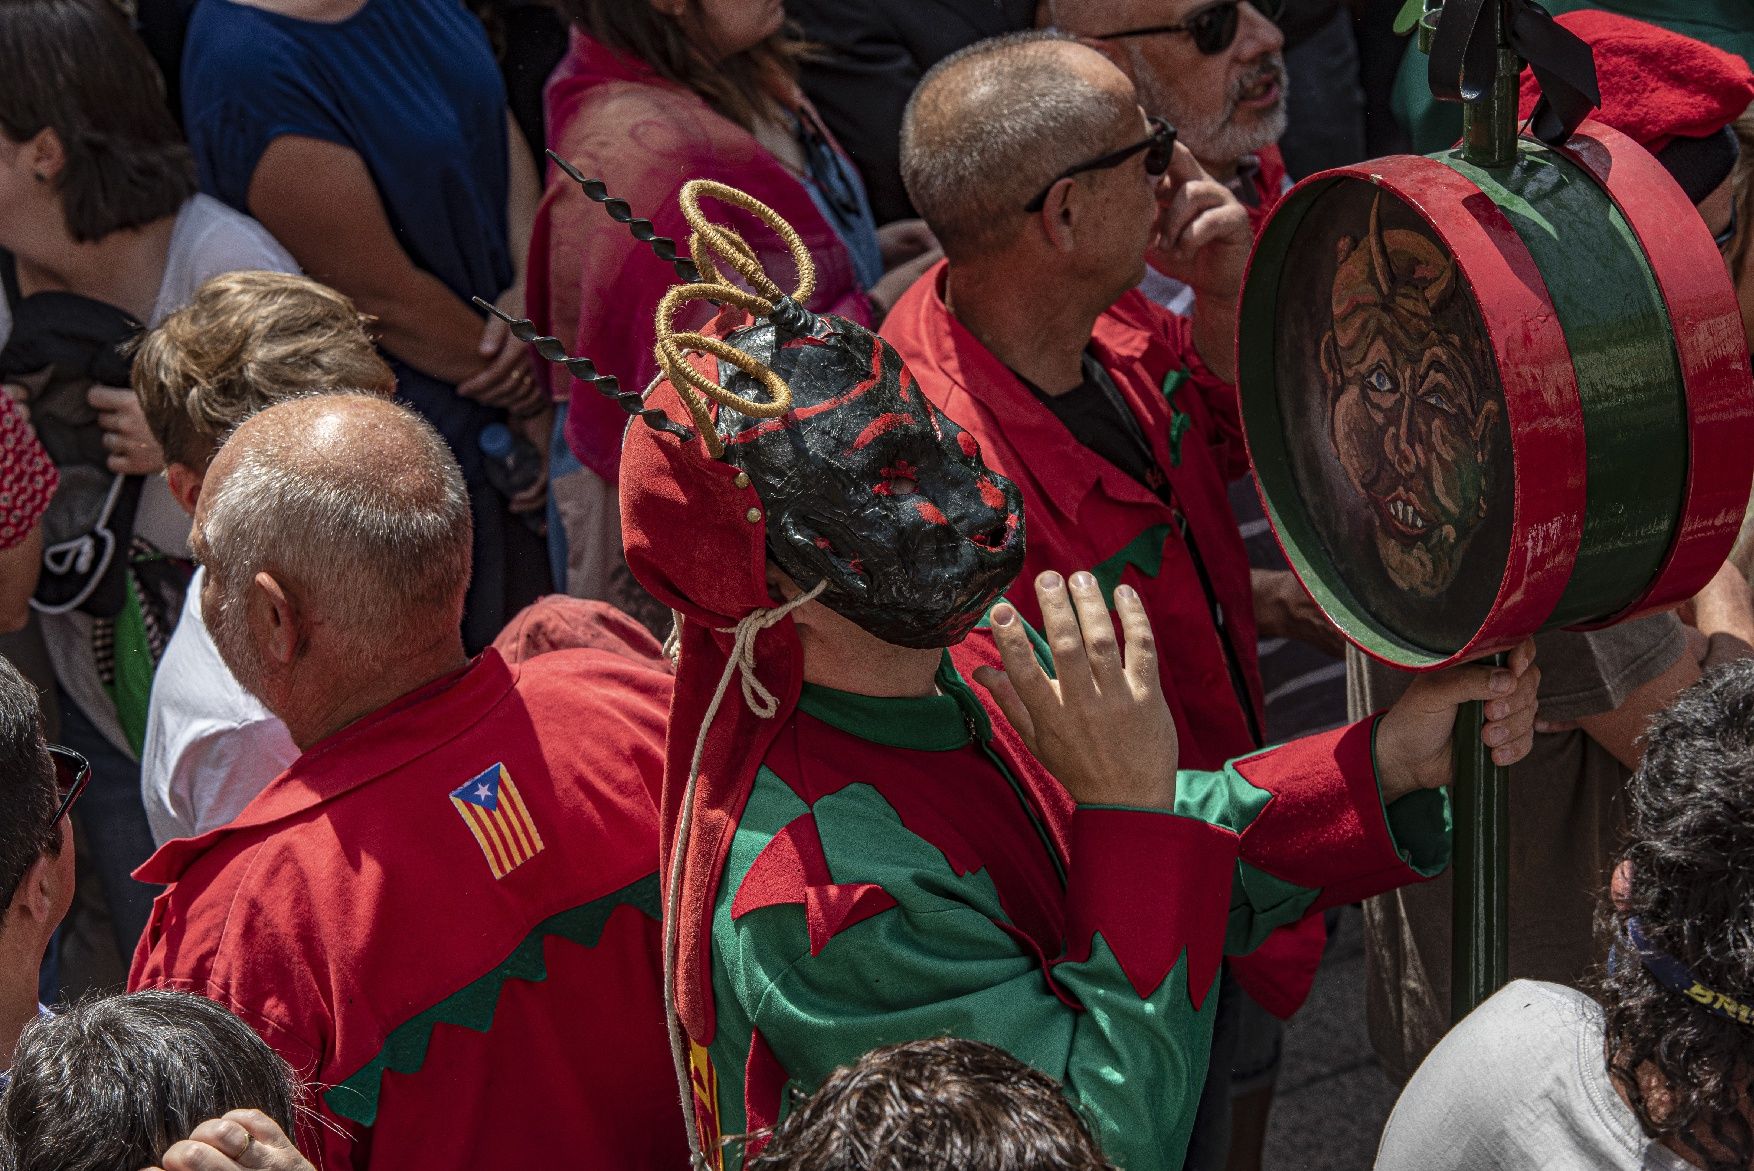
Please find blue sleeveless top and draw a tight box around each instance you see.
[181,0,513,479]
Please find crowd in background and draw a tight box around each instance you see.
[0,0,1752,1169]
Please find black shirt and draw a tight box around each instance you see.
[1019,350,1164,499]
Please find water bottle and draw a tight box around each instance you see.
[478,423,545,533]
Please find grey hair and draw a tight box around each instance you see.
[0,990,300,1171]
[200,393,472,667]
[900,30,1134,260]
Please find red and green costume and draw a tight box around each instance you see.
[621,326,1452,1171]
[882,266,1331,1016]
[128,649,687,1171]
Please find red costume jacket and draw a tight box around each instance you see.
[883,267,1343,1015]
[129,649,686,1171]
[884,267,1262,769]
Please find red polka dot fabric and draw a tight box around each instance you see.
[0,397,57,553]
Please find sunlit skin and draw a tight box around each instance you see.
[1322,206,1501,598]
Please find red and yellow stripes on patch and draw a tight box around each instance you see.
[449,765,546,879]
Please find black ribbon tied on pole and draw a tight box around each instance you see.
[1428,0,1601,147]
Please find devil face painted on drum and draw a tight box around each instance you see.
[1320,199,1502,598]
[714,313,1027,648]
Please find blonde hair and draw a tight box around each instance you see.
[133,270,396,470]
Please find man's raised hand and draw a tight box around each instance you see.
[973,570,1179,811]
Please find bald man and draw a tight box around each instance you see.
[882,34,1312,1167]
[128,396,686,1171]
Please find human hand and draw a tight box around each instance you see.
[144,1109,314,1171]
[1373,639,1539,804]
[973,570,1179,810]
[88,385,166,475]
[1252,568,1346,657]
[867,247,944,323]
[458,285,545,414]
[508,407,552,515]
[875,218,938,267]
[1678,559,1754,644]
[4,382,28,424]
[1146,142,1253,305]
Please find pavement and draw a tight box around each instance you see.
[1261,906,1403,1171]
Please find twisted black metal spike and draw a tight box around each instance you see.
[546,150,702,284]
[474,298,695,443]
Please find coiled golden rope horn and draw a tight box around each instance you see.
[652,179,819,457]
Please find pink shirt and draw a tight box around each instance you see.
[527,31,872,481]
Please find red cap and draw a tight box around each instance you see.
[1517,10,1754,153]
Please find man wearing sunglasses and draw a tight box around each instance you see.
[885,32,1335,1169]
[1049,0,1289,305]
[0,657,82,1084]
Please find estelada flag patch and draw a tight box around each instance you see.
[450,763,545,879]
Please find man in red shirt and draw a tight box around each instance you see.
[128,395,685,1171]
[880,33,1312,1165]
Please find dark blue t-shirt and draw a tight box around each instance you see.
[180,0,513,480]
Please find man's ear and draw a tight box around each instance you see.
[251,571,303,666]
[1037,180,1080,255]
[11,846,65,928]
[25,128,65,183]
[165,463,205,518]
[1611,858,1633,912]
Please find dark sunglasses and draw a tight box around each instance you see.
[0,746,89,907]
[1024,117,1177,213]
[1092,0,1286,56]
[47,745,90,825]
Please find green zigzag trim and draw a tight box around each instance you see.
[1090,524,1173,604]
[322,873,661,1126]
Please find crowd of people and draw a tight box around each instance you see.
[0,0,1752,1169]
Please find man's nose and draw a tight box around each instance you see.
[1233,1,1285,59]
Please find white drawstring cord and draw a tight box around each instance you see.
[661,580,827,1167]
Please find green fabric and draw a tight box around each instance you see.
[1090,524,1175,606]
[105,577,152,756]
[803,659,982,750]
[711,655,1424,1170]
[712,779,1218,1171]
[1161,368,1193,467]
[323,874,661,1127]
[1393,1,1754,152]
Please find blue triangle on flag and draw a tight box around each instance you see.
[452,764,503,811]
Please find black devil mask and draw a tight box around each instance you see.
[710,311,1025,648]
[485,171,1025,648]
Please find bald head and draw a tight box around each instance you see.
[901,32,1137,261]
[199,394,472,669]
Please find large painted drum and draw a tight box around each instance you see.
[1238,118,1754,670]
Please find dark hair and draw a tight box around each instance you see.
[1598,659,1754,1170]
[556,0,801,132]
[0,657,56,911]
[0,0,195,243]
[744,1037,1116,1171]
[0,990,300,1171]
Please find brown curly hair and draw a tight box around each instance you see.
[743,1037,1115,1171]
[1597,659,1754,1169]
